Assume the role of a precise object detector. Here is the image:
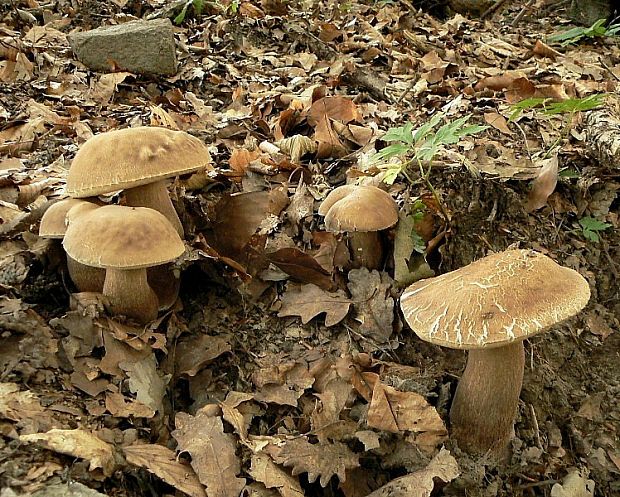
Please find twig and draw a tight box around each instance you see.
[511,0,536,27]
[481,0,509,19]
[529,403,543,449]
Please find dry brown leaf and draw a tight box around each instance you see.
[484,112,513,135]
[276,135,317,163]
[266,248,333,290]
[20,429,118,476]
[252,357,315,407]
[347,269,394,349]
[0,382,53,434]
[267,437,359,487]
[119,354,168,414]
[220,391,256,440]
[173,410,246,497]
[249,453,304,497]
[278,283,351,327]
[175,335,232,377]
[365,448,459,497]
[526,155,558,212]
[105,392,155,419]
[90,72,131,105]
[308,96,360,124]
[366,376,447,443]
[123,442,206,497]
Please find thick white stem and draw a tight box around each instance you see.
[124,181,183,237]
[449,341,524,460]
[67,256,106,293]
[103,268,158,324]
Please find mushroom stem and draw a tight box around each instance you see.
[124,181,183,236]
[67,256,106,293]
[103,268,159,324]
[349,231,383,270]
[449,341,524,459]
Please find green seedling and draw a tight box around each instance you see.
[409,198,427,254]
[509,94,605,161]
[372,112,487,220]
[174,0,205,24]
[548,18,620,47]
[579,216,612,242]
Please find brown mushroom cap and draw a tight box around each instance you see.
[400,249,590,349]
[320,185,398,232]
[63,205,185,269]
[39,199,95,238]
[66,127,212,197]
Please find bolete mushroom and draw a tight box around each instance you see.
[39,198,105,292]
[65,126,211,237]
[318,185,398,269]
[63,205,185,324]
[400,249,590,459]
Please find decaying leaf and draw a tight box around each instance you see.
[267,437,360,487]
[123,442,207,497]
[347,269,394,349]
[526,155,559,212]
[105,392,155,419]
[266,248,334,290]
[249,453,304,497]
[173,409,246,497]
[0,382,53,434]
[120,354,168,414]
[175,334,232,377]
[550,468,595,497]
[220,391,257,440]
[366,374,447,445]
[365,448,459,497]
[278,283,351,327]
[252,355,315,407]
[20,429,118,476]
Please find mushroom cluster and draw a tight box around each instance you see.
[40,126,211,323]
[400,249,590,460]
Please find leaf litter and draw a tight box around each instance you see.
[0,0,618,496]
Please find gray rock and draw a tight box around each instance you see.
[69,19,177,76]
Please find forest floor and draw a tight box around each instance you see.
[0,0,618,496]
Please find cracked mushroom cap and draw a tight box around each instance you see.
[319,185,398,233]
[400,249,590,349]
[66,127,212,197]
[63,205,185,270]
[39,199,96,238]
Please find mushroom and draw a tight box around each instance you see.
[318,185,398,269]
[399,249,590,459]
[65,126,212,237]
[63,205,185,324]
[39,198,105,292]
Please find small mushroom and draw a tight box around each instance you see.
[318,185,398,270]
[63,205,185,324]
[65,126,212,237]
[400,249,590,460]
[39,198,105,292]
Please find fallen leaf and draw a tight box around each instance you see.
[550,468,595,497]
[347,269,394,349]
[105,392,155,418]
[366,376,447,443]
[276,135,317,163]
[124,442,207,497]
[20,429,117,476]
[267,437,360,487]
[173,410,246,497]
[220,391,256,440]
[175,335,231,377]
[365,448,459,497]
[526,155,558,212]
[278,283,351,326]
[266,248,334,290]
[484,112,513,135]
[249,453,304,497]
[120,354,168,414]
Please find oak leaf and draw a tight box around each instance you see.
[173,410,246,497]
[267,437,359,487]
[249,453,304,497]
[278,283,351,327]
[123,442,206,497]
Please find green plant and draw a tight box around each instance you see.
[509,94,605,159]
[548,18,620,46]
[372,113,487,220]
[409,198,427,254]
[174,0,205,24]
[578,216,612,242]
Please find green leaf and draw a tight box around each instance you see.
[412,113,443,144]
[174,2,190,24]
[372,143,411,162]
[579,216,612,242]
[509,97,550,121]
[382,122,414,144]
[542,94,605,115]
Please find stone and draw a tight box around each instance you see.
[31,482,109,497]
[68,19,177,76]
